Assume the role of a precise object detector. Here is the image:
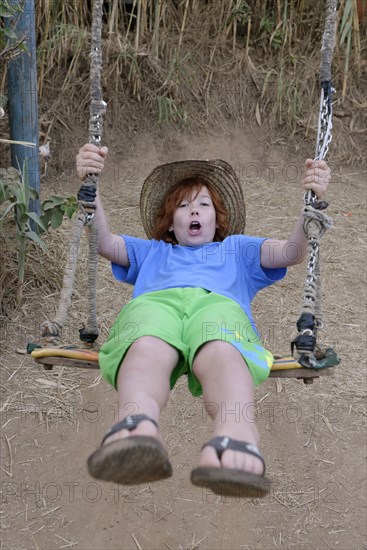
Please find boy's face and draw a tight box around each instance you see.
[169,185,218,246]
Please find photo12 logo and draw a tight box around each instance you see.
[1,480,141,505]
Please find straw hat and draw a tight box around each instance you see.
[140,159,245,239]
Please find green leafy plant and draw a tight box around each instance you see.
[0,164,78,303]
[0,0,28,62]
[40,194,78,231]
[259,14,284,50]
[0,163,45,303]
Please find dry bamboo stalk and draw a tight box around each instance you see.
[38,0,51,98]
[223,0,234,41]
[276,0,282,25]
[0,138,36,146]
[233,0,241,53]
[245,16,251,59]
[122,0,137,49]
[219,1,225,34]
[160,1,167,55]
[135,0,142,52]
[153,0,162,59]
[141,0,147,39]
[108,0,118,35]
[353,0,361,78]
[177,0,190,57]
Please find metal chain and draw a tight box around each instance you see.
[305,83,334,207]
[304,240,322,327]
[315,85,334,161]
[302,81,334,317]
[295,83,334,359]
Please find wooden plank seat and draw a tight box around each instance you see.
[30,348,336,384]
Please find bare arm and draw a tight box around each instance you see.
[261,159,331,269]
[76,144,129,266]
[93,191,129,265]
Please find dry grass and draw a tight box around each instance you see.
[1,1,365,164]
[0,217,96,430]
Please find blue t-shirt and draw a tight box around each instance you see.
[111,235,286,334]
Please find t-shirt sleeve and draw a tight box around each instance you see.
[111,235,154,284]
[238,235,287,296]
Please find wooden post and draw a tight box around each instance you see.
[7,0,40,216]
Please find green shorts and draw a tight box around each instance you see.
[99,288,274,397]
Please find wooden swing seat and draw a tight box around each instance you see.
[30,347,336,384]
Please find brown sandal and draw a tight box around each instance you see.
[87,414,172,484]
[191,436,271,498]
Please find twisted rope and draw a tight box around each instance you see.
[41,0,105,345]
[301,208,333,320]
[293,0,338,362]
[320,0,338,83]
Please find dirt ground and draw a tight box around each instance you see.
[0,124,366,550]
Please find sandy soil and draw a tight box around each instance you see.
[1,125,366,550]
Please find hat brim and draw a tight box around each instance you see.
[140,159,245,239]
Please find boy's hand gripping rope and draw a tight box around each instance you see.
[292,0,340,369]
[41,0,105,346]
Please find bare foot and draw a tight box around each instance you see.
[197,426,264,476]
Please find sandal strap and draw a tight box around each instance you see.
[101,414,158,446]
[203,436,266,474]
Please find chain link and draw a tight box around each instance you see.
[304,241,319,305]
[302,83,333,317]
[305,83,334,207]
[315,86,334,161]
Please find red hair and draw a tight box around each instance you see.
[153,178,229,244]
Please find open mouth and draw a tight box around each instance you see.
[189,221,201,234]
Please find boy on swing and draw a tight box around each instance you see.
[76,144,330,497]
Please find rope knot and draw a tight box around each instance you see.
[303,205,333,239]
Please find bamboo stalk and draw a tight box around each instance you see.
[38,0,50,98]
[122,0,137,49]
[177,0,189,57]
[108,0,119,35]
[148,0,153,33]
[352,0,361,79]
[245,17,251,59]
[152,0,162,60]
[0,138,36,146]
[135,0,142,52]
[232,1,238,54]
[141,0,147,39]
[223,1,234,41]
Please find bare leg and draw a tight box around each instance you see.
[104,336,179,446]
[192,340,264,475]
